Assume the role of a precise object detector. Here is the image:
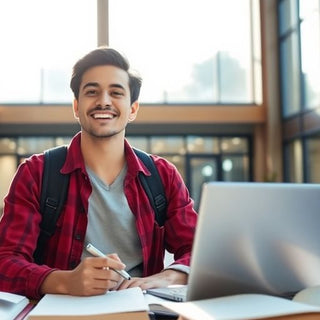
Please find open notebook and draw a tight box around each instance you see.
[148,182,320,302]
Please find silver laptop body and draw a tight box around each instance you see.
[187,182,320,301]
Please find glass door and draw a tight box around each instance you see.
[188,155,220,211]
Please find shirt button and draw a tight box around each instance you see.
[70,260,78,269]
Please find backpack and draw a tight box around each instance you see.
[33,145,167,264]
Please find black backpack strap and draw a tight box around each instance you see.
[33,145,69,264]
[133,148,167,227]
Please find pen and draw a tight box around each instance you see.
[86,243,131,280]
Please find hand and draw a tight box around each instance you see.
[40,254,126,296]
[117,269,188,291]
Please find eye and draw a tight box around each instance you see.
[85,89,97,96]
[111,90,124,97]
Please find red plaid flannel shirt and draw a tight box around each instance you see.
[0,132,197,299]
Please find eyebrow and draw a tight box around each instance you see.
[82,82,126,91]
[82,82,99,90]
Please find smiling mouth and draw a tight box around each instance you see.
[92,113,115,119]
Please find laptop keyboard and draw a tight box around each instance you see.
[147,285,188,302]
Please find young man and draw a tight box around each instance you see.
[0,47,198,299]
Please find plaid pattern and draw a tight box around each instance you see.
[0,132,197,299]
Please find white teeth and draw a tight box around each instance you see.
[93,114,114,119]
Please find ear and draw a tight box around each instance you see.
[73,99,79,119]
[128,100,139,122]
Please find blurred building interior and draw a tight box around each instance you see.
[0,0,319,210]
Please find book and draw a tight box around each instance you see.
[0,291,30,320]
[160,293,320,320]
[26,287,149,320]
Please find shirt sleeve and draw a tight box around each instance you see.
[0,154,53,299]
[154,155,198,268]
[164,264,190,275]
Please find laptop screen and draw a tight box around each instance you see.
[187,182,320,301]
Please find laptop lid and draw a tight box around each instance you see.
[187,182,320,301]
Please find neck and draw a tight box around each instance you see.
[80,132,126,185]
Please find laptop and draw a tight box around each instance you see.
[147,182,320,302]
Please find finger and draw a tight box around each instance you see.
[121,278,148,289]
[85,256,126,272]
[123,277,165,290]
[91,278,118,291]
[94,268,121,283]
[117,279,133,290]
[83,256,108,269]
[105,256,126,271]
[107,253,121,262]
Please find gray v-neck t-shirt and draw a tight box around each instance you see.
[82,165,143,276]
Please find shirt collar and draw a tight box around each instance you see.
[124,139,151,179]
[60,132,150,178]
[60,132,85,174]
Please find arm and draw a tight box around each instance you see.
[158,156,198,268]
[123,154,198,290]
[0,155,50,299]
[0,154,128,298]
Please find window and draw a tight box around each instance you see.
[300,1,320,110]
[0,0,261,105]
[306,137,320,183]
[278,0,301,117]
[187,137,219,154]
[1,134,252,211]
[0,0,97,104]
[150,137,185,154]
[17,137,55,155]
[279,0,320,183]
[109,0,261,104]
[279,32,301,116]
[0,156,17,210]
[279,0,320,116]
[220,137,250,181]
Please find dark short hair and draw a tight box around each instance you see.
[70,47,142,104]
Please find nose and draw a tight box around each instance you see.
[98,91,112,107]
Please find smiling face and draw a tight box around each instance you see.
[73,65,139,139]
